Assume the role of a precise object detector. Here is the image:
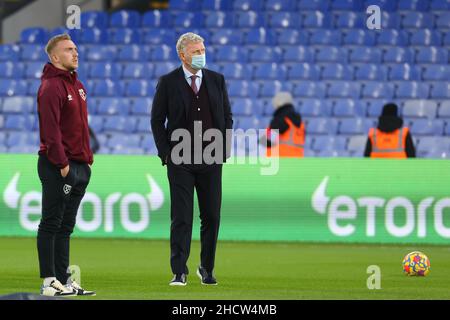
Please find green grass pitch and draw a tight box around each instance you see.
[0,237,449,299]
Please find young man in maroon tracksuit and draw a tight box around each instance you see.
[37,34,95,297]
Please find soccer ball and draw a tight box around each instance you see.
[402,251,431,276]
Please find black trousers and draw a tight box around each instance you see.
[37,155,91,283]
[167,162,222,275]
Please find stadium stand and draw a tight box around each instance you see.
[0,0,449,158]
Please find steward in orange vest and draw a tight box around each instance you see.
[364,103,415,158]
[264,92,305,157]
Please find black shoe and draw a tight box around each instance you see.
[169,273,187,286]
[196,266,217,285]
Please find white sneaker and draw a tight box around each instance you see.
[40,280,77,297]
[66,280,96,296]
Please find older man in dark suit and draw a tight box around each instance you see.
[151,32,233,286]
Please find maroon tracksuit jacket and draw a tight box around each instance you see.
[37,63,93,168]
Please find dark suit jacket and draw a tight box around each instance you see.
[151,66,233,165]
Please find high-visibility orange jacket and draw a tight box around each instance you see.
[267,117,304,157]
[368,127,409,158]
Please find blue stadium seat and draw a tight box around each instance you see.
[89,62,121,79]
[142,10,171,27]
[362,82,394,99]
[173,12,204,28]
[349,47,382,63]
[249,46,281,62]
[210,29,243,45]
[107,133,141,149]
[320,64,354,80]
[88,115,104,133]
[327,81,361,99]
[277,30,308,45]
[438,101,450,118]
[409,29,441,46]
[2,96,34,114]
[339,118,374,135]
[0,45,20,62]
[85,45,117,61]
[20,27,47,44]
[265,0,295,11]
[220,62,252,79]
[0,80,27,96]
[27,79,41,95]
[228,80,259,97]
[20,44,47,61]
[136,117,150,133]
[403,100,437,119]
[293,82,326,98]
[334,12,365,28]
[431,83,450,99]
[417,137,450,158]
[415,47,448,64]
[216,46,248,62]
[141,134,157,152]
[151,44,179,61]
[287,63,320,80]
[402,12,434,29]
[110,10,141,28]
[422,65,449,81]
[96,98,130,116]
[118,45,150,62]
[81,11,108,28]
[125,80,156,97]
[377,30,408,46]
[109,28,141,44]
[0,62,24,78]
[298,98,330,116]
[235,11,266,28]
[268,12,299,28]
[202,0,232,10]
[6,132,38,148]
[395,82,429,99]
[130,97,152,115]
[398,0,430,10]
[103,116,137,133]
[79,28,108,44]
[233,0,263,11]
[354,64,387,81]
[365,100,389,117]
[309,30,341,45]
[258,80,283,97]
[347,135,367,155]
[379,11,401,29]
[331,0,364,10]
[435,12,450,29]
[253,63,286,80]
[154,62,177,78]
[170,0,201,10]
[306,118,338,135]
[298,0,329,10]
[342,30,376,46]
[367,0,398,11]
[431,0,450,10]
[383,47,414,63]
[92,79,124,96]
[302,11,330,28]
[408,119,444,136]
[205,11,232,28]
[142,29,176,45]
[4,114,33,130]
[230,98,254,116]
[388,63,421,81]
[282,46,314,62]
[332,99,366,117]
[245,28,276,45]
[122,63,153,79]
[315,47,348,63]
[312,135,347,152]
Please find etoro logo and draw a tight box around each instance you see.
[3,173,164,233]
[311,176,450,238]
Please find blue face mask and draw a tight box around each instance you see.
[191,53,206,70]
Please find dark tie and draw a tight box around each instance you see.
[190,75,198,94]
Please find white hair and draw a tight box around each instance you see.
[176,32,204,56]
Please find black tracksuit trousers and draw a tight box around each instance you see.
[36,155,91,284]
